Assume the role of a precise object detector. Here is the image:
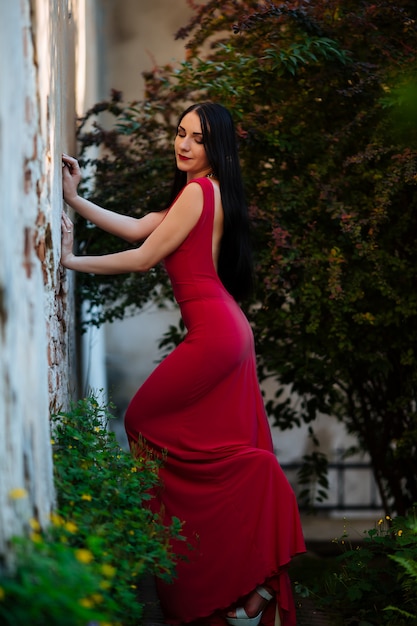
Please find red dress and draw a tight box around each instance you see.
[124,177,305,626]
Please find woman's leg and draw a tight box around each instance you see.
[226,584,275,620]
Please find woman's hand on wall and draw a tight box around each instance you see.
[62,154,81,204]
[60,211,75,268]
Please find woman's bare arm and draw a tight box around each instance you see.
[65,195,167,244]
[61,181,204,274]
[62,154,165,243]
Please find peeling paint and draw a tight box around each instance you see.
[23,227,33,278]
[0,284,7,335]
[24,159,32,194]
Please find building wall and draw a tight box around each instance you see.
[0,0,93,561]
[100,0,194,101]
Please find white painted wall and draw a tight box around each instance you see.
[0,0,96,561]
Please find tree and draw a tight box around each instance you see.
[76,0,417,515]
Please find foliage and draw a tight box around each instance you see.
[301,512,417,625]
[386,513,417,623]
[0,534,111,626]
[74,0,417,515]
[0,397,183,625]
[51,397,183,624]
[296,446,329,508]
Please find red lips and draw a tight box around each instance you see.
[178,154,191,161]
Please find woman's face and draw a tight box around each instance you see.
[175,111,212,181]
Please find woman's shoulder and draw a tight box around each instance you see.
[168,178,215,215]
[170,179,205,213]
[176,178,211,202]
[188,176,213,188]
[186,176,216,199]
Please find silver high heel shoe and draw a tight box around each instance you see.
[226,586,274,626]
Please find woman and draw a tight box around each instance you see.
[61,102,305,626]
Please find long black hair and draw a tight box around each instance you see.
[169,102,253,301]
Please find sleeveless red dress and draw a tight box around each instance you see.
[124,177,305,626]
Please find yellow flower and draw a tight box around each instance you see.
[385,515,391,521]
[0,586,5,601]
[64,521,78,534]
[101,564,116,578]
[378,518,383,526]
[99,580,111,590]
[81,494,92,501]
[129,530,134,536]
[91,593,103,604]
[50,439,55,445]
[29,518,41,532]
[79,597,94,608]
[75,549,94,564]
[50,512,64,527]
[130,467,138,472]
[398,529,403,537]
[30,532,42,543]
[8,488,28,500]
[362,312,375,323]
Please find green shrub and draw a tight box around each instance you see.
[0,397,183,626]
[0,534,112,626]
[51,397,183,624]
[385,515,417,624]
[303,512,417,625]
